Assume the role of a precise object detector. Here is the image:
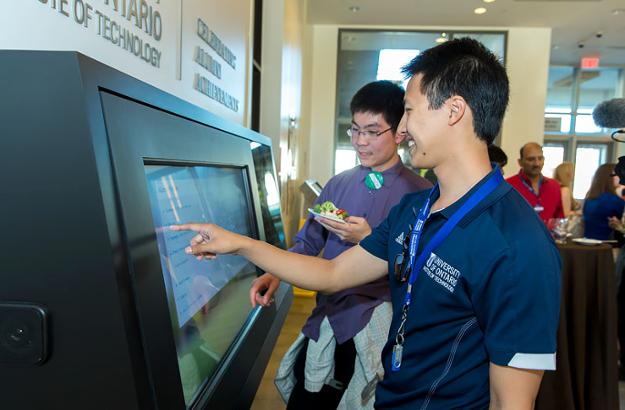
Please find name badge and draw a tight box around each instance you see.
[534,205,544,213]
[365,172,384,190]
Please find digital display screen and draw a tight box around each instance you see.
[250,143,286,249]
[144,163,257,406]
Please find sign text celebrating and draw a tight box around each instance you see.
[193,18,239,112]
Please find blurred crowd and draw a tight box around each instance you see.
[488,142,625,243]
[490,141,625,378]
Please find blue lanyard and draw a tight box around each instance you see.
[520,173,542,197]
[391,169,504,372]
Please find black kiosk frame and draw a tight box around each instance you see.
[0,51,291,410]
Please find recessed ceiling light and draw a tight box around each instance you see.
[349,6,360,12]
[474,7,487,14]
[612,8,625,15]
[483,0,495,3]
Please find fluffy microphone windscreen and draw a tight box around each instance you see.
[592,98,625,129]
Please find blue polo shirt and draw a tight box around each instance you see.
[360,168,561,409]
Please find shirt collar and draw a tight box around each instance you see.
[358,159,405,187]
[518,170,544,192]
[428,166,511,226]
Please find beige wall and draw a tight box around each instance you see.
[501,27,552,175]
[259,0,285,151]
[307,25,339,185]
[303,25,552,184]
[259,0,310,244]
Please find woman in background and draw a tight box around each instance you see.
[554,162,580,217]
[607,171,625,380]
[583,163,625,240]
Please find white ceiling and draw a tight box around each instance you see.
[307,0,625,66]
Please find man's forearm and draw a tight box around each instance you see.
[238,236,339,292]
[489,364,543,410]
[177,223,387,293]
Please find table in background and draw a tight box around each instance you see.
[536,242,618,410]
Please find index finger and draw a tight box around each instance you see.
[170,223,207,232]
[249,283,258,308]
[345,216,364,224]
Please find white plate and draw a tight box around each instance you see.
[572,238,603,246]
[308,208,347,224]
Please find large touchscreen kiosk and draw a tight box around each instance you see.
[144,163,257,406]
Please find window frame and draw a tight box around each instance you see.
[333,29,508,174]
[544,65,624,198]
[545,66,624,137]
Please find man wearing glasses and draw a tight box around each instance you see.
[247,80,430,409]
[174,39,560,409]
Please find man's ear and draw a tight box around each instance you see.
[447,96,467,126]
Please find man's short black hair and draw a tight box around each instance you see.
[487,144,508,168]
[401,38,509,144]
[350,80,405,131]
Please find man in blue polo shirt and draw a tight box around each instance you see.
[174,38,561,409]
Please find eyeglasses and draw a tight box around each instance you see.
[346,127,392,139]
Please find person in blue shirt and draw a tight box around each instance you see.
[173,38,561,409]
[583,163,625,240]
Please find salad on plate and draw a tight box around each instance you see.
[308,201,349,223]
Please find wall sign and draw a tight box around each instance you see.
[1,0,251,126]
[35,0,163,67]
[181,0,250,123]
[192,18,239,112]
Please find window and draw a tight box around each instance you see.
[334,148,357,175]
[544,66,623,198]
[376,49,419,88]
[576,69,621,133]
[573,144,608,199]
[544,67,574,133]
[543,143,566,179]
[334,30,506,174]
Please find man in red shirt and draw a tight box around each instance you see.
[506,142,564,223]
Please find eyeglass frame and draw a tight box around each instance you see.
[346,126,393,139]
